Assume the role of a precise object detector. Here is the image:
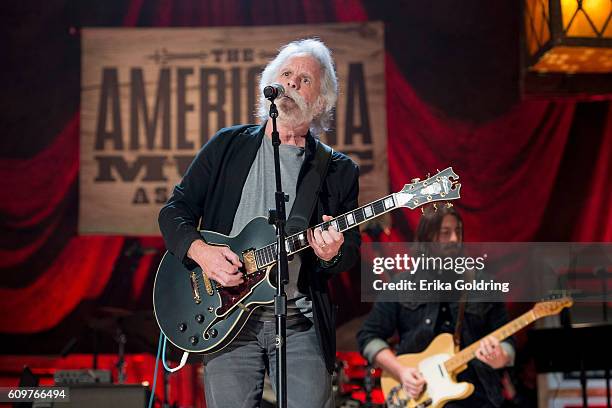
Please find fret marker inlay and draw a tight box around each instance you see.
[347,213,355,225]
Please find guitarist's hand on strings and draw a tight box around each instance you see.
[307,215,344,262]
[188,240,243,287]
[399,367,426,399]
[476,336,509,369]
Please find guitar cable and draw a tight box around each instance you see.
[147,333,163,408]
[147,333,191,408]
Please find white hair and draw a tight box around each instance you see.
[256,38,338,136]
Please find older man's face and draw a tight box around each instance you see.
[275,54,323,125]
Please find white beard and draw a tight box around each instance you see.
[276,90,318,128]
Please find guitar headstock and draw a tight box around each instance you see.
[533,297,574,318]
[394,167,461,210]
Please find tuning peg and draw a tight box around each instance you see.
[411,178,421,183]
[433,203,438,211]
[421,207,425,214]
[445,202,453,208]
[426,172,431,178]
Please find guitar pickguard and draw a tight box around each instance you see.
[201,264,275,345]
[216,268,268,315]
[418,354,470,406]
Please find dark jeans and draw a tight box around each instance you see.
[203,316,333,408]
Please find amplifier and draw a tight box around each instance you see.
[54,369,111,384]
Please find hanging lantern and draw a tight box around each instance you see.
[524,0,612,74]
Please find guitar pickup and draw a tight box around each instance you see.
[242,249,258,274]
[201,271,214,295]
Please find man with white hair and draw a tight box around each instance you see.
[159,39,360,407]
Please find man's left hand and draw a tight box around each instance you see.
[307,215,344,262]
[476,336,509,369]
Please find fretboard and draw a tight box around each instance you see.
[253,194,398,268]
[444,309,537,373]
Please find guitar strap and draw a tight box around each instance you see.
[453,297,466,348]
[453,268,474,348]
[285,139,333,234]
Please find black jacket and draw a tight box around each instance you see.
[158,123,361,373]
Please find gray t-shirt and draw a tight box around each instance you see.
[230,135,312,320]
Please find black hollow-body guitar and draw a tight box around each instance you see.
[153,167,461,354]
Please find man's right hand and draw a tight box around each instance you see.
[187,240,243,287]
[399,366,426,400]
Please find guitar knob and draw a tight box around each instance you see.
[178,323,187,332]
[195,314,205,324]
[209,329,218,338]
[189,336,199,345]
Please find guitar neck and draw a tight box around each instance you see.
[253,194,399,268]
[444,309,537,373]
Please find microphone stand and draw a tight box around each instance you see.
[267,96,289,408]
[115,325,127,384]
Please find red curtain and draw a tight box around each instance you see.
[573,106,612,241]
[0,236,124,333]
[385,55,595,242]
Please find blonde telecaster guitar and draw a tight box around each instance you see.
[381,297,574,408]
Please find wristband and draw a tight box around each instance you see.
[319,249,342,268]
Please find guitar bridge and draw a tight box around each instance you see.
[190,271,201,304]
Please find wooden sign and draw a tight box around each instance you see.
[80,22,387,235]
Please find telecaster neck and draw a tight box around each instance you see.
[444,309,537,373]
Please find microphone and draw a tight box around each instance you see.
[263,83,285,100]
